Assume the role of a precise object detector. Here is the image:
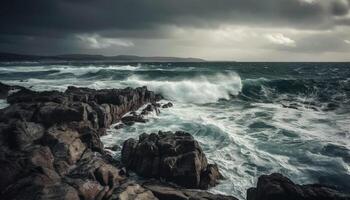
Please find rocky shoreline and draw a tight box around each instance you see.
[0,82,349,200]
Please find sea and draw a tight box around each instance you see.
[0,62,349,199]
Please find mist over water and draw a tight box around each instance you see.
[1,62,349,199]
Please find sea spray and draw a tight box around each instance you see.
[123,72,242,103]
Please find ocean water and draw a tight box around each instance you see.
[1,62,349,199]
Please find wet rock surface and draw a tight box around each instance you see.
[121,131,223,189]
[161,102,173,109]
[0,83,160,200]
[247,173,350,200]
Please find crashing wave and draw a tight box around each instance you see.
[123,72,242,104]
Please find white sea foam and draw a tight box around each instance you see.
[0,99,9,109]
[122,72,242,104]
[0,64,141,76]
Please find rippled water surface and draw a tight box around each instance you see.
[1,62,349,199]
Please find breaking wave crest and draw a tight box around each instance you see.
[123,72,242,104]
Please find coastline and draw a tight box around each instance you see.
[0,82,349,200]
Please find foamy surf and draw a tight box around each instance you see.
[1,62,350,199]
[123,72,242,103]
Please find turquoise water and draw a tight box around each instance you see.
[1,62,349,199]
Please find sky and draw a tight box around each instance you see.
[1,0,350,61]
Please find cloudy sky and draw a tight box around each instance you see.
[1,0,350,61]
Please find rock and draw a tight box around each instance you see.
[65,86,159,108]
[282,103,299,110]
[67,151,126,186]
[6,120,45,150]
[199,164,224,189]
[0,82,12,99]
[162,102,173,108]
[247,173,350,200]
[28,146,55,169]
[34,102,91,127]
[0,103,37,123]
[38,183,80,200]
[121,115,148,126]
[121,138,138,167]
[43,125,86,165]
[141,104,160,115]
[114,183,159,200]
[7,88,67,104]
[0,85,161,200]
[65,178,109,200]
[324,102,339,111]
[114,123,125,129]
[143,181,237,200]
[3,180,80,200]
[106,144,121,151]
[0,82,24,99]
[121,131,223,189]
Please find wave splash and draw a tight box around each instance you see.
[124,72,242,104]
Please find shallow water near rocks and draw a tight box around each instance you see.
[1,62,349,199]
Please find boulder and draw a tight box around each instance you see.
[141,103,160,115]
[247,173,350,200]
[162,102,173,108]
[114,123,125,130]
[121,115,148,126]
[121,131,223,189]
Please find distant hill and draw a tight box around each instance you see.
[0,52,205,62]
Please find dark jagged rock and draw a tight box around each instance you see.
[118,102,164,127]
[121,115,148,126]
[106,144,122,151]
[121,131,223,189]
[247,173,350,200]
[141,103,161,115]
[0,82,25,99]
[114,123,125,130]
[161,102,173,108]
[0,85,160,200]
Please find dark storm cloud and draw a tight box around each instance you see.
[1,0,349,36]
[0,0,350,58]
[332,0,350,16]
